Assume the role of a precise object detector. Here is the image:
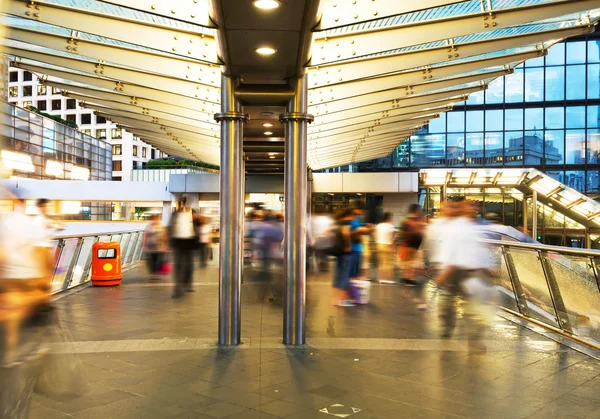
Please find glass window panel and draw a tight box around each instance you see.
[588,40,600,63]
[566,107,585,129]
[544,130,564,165]
[523,131,544,166]
[447,134,465,166]
[544,107,564,130]
[485,110,503,131]
[587,129,600,164]
[565,171,585,192]
[525,55,544,67]
[524,68,544,102]
[525,108,543,131]
[428,112,445,134]
[565,129,586,164]
[587,64,600,99]
[409,134,446,167]
[587,106,600,128]
[484,132,503,166]
[587,171,599,193]
[505,69,524,103]
[566,41,587,64]
[504,132,524,166]
[566,65,586,100]
[505,109,523,131]
[485,77,503,104]
[447,111,464,132]
[546,42,565,66]
[466,110,483,132]
[465,133,483,166]
[545,66,564,101]
[467,90,484,105]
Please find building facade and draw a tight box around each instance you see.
[348,33,600,198]
[7,67,167,182]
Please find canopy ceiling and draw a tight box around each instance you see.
[2,0,599,172]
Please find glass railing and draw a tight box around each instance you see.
[484,239,600,349]
[49,230,145,294]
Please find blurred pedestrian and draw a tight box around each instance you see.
[35,199,65,234]
[311,211,334,273]
[332,209,354,306]
[143,214,167,279]
[198,216,212,268]
[398,204,425,285]
[434,197,489,352]
[349,206,373,282]
[375,212,395,283]
[168,197,199,298]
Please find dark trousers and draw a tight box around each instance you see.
[198,243,208,268]
[172,239,196,296]
[146,252,161,275]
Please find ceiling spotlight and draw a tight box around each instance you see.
[253,0,281,10]
[268,152,276,156]
[269,156,276,159]
[263,122,273,128]
[256,47,277,55]
[264,131,273,135]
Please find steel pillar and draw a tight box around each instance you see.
[281,75,314,345]
[215,75,247,345]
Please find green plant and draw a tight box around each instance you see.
[26,106,79,129]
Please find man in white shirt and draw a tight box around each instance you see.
[311,212,335,273]
[435,197,487,351]
[374,213,395,283]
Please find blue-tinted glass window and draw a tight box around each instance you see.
[588,40,600,63]
[565,130,586,164]
[587,171,599,193]
[505,69,524,103]
[428,112,446,134]
[485,110,503,131]
[466,110,483,132]
[485,132,503,166]
[525,68,544,102]
[466,133,483,166]
[467,90,484,105]
[588,106,600,128]
[566,107,585,129]
[410,134,446,167]
[567,42,586,64]
[566,65,586,100]
[545,107,564,130]
[525,55,545,67]
[546,42,565,66]
[587,64,600,99]
[565,171,585,192]
[504,132,524,166]
[523,131,544,166]
[545,66,564,101]
[447,111,464,132]
[447,134,465,166]
[505,109,523,131]
[525,108,543,131]
[485,77,504,104]
[545,130,564,165]
[587,129,600,164]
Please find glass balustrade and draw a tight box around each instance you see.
[48,230,145,294]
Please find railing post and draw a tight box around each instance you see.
[51,239,66,290]
[538,250,573,333]
[501,246,530,316]
[62,238,85,290]
[590,256,600,293]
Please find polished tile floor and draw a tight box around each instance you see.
[30,262,600,419]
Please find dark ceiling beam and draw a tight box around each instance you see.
[208,0,230,72]
[296,0,322,77]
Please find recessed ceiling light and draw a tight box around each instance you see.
[261,111,274,116]
[256,47,276,55]
[269,156,275,159]
[253,0,281,10]
[263,122,273,128]
[269,152,276,156]
[264,131,273,135]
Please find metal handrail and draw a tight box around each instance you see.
[52,230,145,240]
[481,238,600,257]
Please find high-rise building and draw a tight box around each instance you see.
[7,66,167,182]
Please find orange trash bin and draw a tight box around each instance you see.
[91,242,122,286]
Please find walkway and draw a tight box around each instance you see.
[31,263,600,419]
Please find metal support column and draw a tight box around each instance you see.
[215,75,247,346]
[532,190,538,241]
[281,74,314,345]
